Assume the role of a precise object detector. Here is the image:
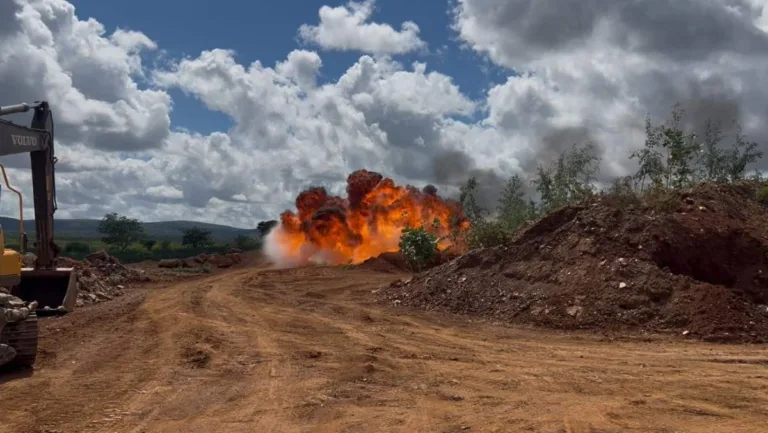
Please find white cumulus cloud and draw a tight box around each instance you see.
[298,0,427,54]
[0,0,766,231]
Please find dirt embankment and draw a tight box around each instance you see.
[386,181,768,342]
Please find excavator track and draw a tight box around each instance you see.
[0,311,38,367]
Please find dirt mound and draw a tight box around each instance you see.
[50,250,150,307]
[358,252,411,272]
[386,181,768,342]
[156,252,245,269]
[358,250,460,273]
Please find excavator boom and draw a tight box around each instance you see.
[0,101,77,315]
[0,109,48,155]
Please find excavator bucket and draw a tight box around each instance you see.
[14,267,78,316]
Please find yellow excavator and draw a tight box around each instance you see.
[0,101,78,368]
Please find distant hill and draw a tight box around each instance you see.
[0,217,260,241]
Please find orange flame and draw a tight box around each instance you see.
[271,169,469,265]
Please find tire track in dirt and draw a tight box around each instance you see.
[232,266,768,432]
[2,264,768,432]
[0,292,161,433]
[121,271,266,432]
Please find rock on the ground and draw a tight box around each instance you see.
[158,259,183,268]
[180,252,244,269]
[57,250,148,307]
[206,253,243,268]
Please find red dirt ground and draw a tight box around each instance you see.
[1,263,767,432]
[386,181,768,342]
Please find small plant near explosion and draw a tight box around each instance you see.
[398,216,440,271]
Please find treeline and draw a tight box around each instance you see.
[460,104,767,249]
[11,214,279,264]
[399,104,768,268]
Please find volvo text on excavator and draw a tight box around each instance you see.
[0,101,78,368]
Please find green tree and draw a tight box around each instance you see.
[533,142,601,213]
[697,119,728,182]
[141,239,157,251]
[180,226,214,248]
[496,174,537,231]
[98,212,145,252]
[234,234,259,251]
[459,176,486,224]
[631,104,699,189]
[723,124,763,181]
[159,240,172,251]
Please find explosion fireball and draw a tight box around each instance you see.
[265,169,469,266]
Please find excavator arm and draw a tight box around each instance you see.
[0,101,60,267]
[0,104,49,155]
[0,101,76,316]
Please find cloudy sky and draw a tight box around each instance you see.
[0,0,766,228]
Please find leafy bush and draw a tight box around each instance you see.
[602,176,642,209]
[234,234,261,251]
[465,220,512,250]
[141,239,157,251]
[642,184,679,213]
[398,225,439,271]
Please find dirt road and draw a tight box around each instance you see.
[1,264,767,433]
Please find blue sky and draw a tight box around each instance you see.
[69,0,507,135]
[7,0,764,227]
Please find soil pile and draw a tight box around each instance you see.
[20,250,152,307]
[157,251,245,269]
[358,250,460,273]
[386,181,768,342]
[66,250,150,306]
[358,252,413,272]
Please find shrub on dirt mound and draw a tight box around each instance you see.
[386,181,768,342]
